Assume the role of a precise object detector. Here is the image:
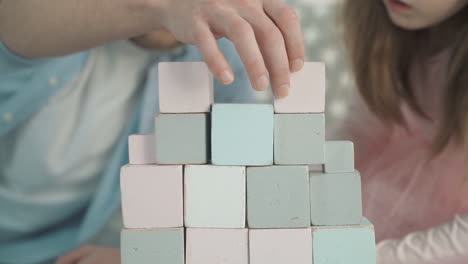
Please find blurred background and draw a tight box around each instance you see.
[91,0,355,246]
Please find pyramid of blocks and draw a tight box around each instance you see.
[120,61,377,264]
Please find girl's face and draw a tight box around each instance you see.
[382,0,467,30]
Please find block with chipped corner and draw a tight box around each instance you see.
[211,104,273,166]
[186,228,248,264]
[184,165,246,228]
[274,62,325,113]
[120,164,183,228]
[159,62,213,113]
[312,219,376,264]
[128,134,156,164]
[309,171,362,226]
[247,166,310,228]
[249,228,312,264]
[155,113,208,164]
[274,113,325,165]
[121,228,184,264]
[324,141,355,173]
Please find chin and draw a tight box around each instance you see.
[388,13,430,30]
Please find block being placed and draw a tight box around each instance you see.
[247,166,310,228]
[128,134,156,164]
[120,165,183,228]
[159,62,213,113]
[312,219,376,264]
[121,228,184,264]
[155,114,208,164]
[185,165,246,228]
[274,62,325,113]
[186,228,248,264]
[249,228,312,264]
[212,104,273,165]
[324,141,355,172]
[309,171,362,226]
[274,113,325,164]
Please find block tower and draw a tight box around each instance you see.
[120,61,377,264]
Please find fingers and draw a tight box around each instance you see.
[212,12,269,91]
[264,0,305,73]
[55,246,94,264]
[192,19,234,85]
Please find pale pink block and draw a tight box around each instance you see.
[120,164,183,228]
[159,62,213,113]
[186,228,248,264]
[249,228,312,264]
[128,134,156,164]
[274,62,326,113]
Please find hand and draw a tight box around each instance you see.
[130,30,182,50]
[55,245,120,264]
[160,0,305,98]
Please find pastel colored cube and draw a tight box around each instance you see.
[186,228,248,264]
[274,113,325,165]
[274,62,325,113]
[128,134,156,164]
[247,166,310,228]
[121,228,184,264]
[324,141,355,173]
[159,62,213,113]
[312,219,376,264]
[249,228,312,264]
[185,165,246,228]
[212,104,273,165]
[155,114,208,164]
[309,171,362,225]
[120,165,183,228]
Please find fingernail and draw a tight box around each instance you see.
[291,59,304,72]
[277,84,289,98]
[256,75,269,91]
[220,70,234,84]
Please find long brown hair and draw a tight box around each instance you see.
[341,0,468,156]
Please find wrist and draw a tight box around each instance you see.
[127,0,168,33]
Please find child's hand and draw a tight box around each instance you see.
[160,0,305,98]
[55,245,120,264]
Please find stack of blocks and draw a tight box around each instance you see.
[120,62,377,264]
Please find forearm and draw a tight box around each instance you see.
[0,0,166,57]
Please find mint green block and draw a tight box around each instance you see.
[324,141,355,172]
[155,114,208,164]
[274,114,325,165]
[312,219,376,264]
[212,104,273,165]
[121,228,184,264]
[247,166,310,228]
[309,171,362,225]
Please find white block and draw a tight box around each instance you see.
[128,134,156,164]
[186,228,249,264]
[249,228,313,264]
[120,164,183,228]
[274,62,326,113]
[184,165,246,228]
[159,62,213,113]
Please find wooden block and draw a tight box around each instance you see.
[159,62,213,113]
[186,228,248,264]
[324,141,355,173]
[309,171,362,225]
[274,113,325,165]
[185,165,246,228]
[155,114,208,164]
[312,219,376,264]
[121,228,184,264]
[128,134,156,164]
[274,62,325,113]
[247,166,310,228]
[212,104,273,165]
[249,228,312,264]
[120,165,183,228]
